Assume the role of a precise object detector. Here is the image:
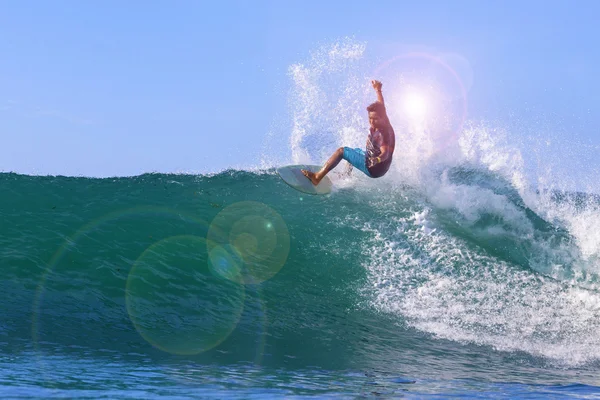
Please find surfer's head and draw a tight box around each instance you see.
[367,102,386,130]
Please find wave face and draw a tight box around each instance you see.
[1,161,600,378]
[3,40,600,388]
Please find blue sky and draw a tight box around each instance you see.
[0,0,599,177]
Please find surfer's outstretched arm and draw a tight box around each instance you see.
[372,80,385,106]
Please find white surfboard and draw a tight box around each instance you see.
[276,165,332,195]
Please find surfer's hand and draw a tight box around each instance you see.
[371,80,382,91]
[367,157,380,168]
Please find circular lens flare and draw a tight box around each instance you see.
[371,51,470,154]
[208,202,290,285]
[31,206,214,382]
[126,235,245,355]
[403,90,428,121]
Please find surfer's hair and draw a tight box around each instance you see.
[367,102,385,114]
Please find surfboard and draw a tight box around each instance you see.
[276,164,332,195]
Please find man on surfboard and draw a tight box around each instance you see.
[302,80,395,185]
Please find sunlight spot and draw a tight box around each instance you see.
[402,90,428,121]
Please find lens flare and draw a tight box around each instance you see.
[208,201,290,285]
[32,206,211,347]
[372,51,470,154]
[207,244,244,282]
[403,90,428,121]
[31,206,214,382]
[126,235,245,356]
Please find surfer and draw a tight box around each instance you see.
[302,80,395,185]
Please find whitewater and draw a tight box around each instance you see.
[2,40,600,398]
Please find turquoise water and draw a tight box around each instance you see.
[2,167,600,398]
[3,38,600,399]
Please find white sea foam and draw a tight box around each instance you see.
[362,208,600,366]
[279,38,600,366]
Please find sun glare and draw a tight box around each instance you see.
[403,90,428,120]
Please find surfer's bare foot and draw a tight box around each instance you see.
[301,169,321,186]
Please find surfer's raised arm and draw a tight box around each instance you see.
[372,80,385,106]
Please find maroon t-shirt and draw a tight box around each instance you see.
[366,123,395,178]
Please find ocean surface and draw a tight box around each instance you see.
[2,163,600,398]
[3,40,600,398]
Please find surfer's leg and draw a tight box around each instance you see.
[301,147,344,185]
[342,147,371,177]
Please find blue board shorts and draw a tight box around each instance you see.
[343,147,371,177]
